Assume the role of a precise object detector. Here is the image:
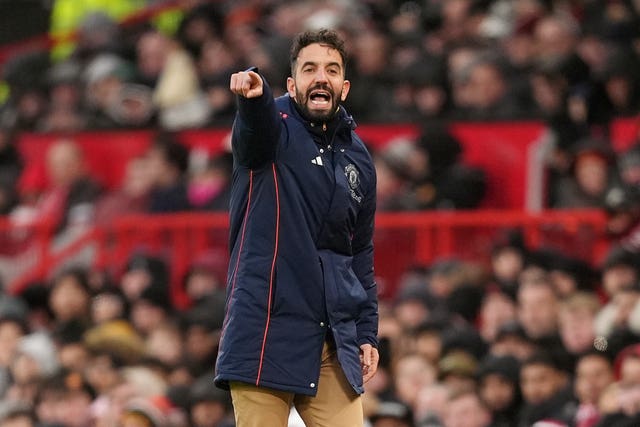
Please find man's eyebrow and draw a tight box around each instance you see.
[300,61,342,69]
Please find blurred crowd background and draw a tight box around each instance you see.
[1,0,640,426]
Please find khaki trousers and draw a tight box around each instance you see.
[230,340,363,427]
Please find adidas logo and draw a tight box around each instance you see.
[311,156,323,166]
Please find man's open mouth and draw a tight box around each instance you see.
[309,90,331,106]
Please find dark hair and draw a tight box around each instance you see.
[289,29,347,76]
[152,132,190,174]
[521,351,561,371]
[52,266,92,295]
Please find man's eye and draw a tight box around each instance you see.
[303,68,314,73]
[328,68,339,75]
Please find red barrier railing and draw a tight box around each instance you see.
[0,210,610,305]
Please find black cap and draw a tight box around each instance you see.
[494,321,529,343]
[189,374,231,407]
[602,246,639,271]
[477,354,520,384]
[370,399,413,426]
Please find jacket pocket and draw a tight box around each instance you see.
[329,255,368,319]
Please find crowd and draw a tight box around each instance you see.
[0,0,638,215]
[1,223,640,426]
[1,0,640,426]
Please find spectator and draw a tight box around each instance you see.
[453,54,525,120]
[0,401,35,427]
[0,52,50,131]
[489,231,527,299]
[518,351,575,426]
[558,292,601,356]
[437,350,478,395]
[119,253,170,306]
[197,38,238,125]
[552,138,618,209]
[0,127,23,215]
[187,152,232,211]
[0,314,27,397]
[442,389,492,427]
[517,273,559,341]
[83,53,145,129]
[12,138,102,234]
[39,59,86,133]
[477,354,522,427]
[48,267,93,332]
[7,332,59,403]
[129,285,173,337]
[188,373,234,427]
[135,28,210,130]
[345,28,396,123]
[599,247,640,299]
[615,344,640,386]
[369,398,414,427]
[573,351,615,427]
[392,352,437,409]
[548,253,597,297]
[478,291,518,343]
[597,49,640,117]
[415,126,486,210]
[181,252,226,306]
[145,321,183,369]
[490,321,538,362]
[181,295,225,378]
[144,133,191,213]
[413,383,449,427]
[94,155,153,225]
[404,56,450,122]
[34,370,95,427]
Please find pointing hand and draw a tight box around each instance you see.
[230,70,263,98]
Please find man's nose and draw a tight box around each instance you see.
[314,69,329,82]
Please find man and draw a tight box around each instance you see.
[518,352,576,427]
[442,390,492,427]
[517,274,559,341]
[214,29,379,427]
[369,399,414,427]
[573,351,614,427]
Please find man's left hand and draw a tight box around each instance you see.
[359,343,379,383]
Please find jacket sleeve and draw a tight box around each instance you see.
[231,71,281,169]
[351,171,378,348]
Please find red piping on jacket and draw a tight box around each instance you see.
[256,163,280,385]
[219,170,253,345]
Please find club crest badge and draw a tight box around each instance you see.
[345,164,360,190]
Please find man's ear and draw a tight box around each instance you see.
[287,77,296,99]
[340,80,351,101]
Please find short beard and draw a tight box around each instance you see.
[295,85,341,123]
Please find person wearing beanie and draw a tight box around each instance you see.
[188,373,234,427]
[369,398,414,427]
[120,253,170,305]
[477,354,522,427]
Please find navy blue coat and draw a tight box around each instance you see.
[214,75,378,396]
